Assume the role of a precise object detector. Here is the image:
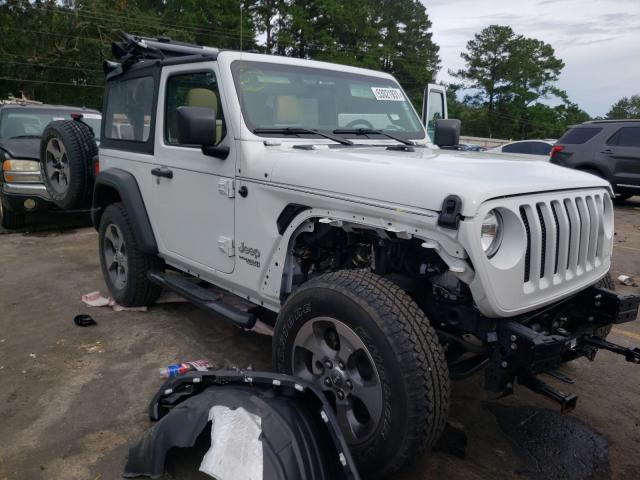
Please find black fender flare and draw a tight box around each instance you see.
[91,168,158,254]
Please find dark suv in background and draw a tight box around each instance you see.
[0,100,101,229]
[550,120,640,200]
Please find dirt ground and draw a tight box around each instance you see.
[0,200,639,480]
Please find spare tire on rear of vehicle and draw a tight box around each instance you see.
[40,120,98,209]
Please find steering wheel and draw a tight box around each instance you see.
[344,119,374,129]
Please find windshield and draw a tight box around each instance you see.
[231,61,425,141]
[0,109,102,140]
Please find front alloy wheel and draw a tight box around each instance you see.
[292,317,383,445]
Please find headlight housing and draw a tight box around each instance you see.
[481,210,503,258]
[3,159,40,172]
[3,159,41,183]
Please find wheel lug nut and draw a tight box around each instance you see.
[324,360,333,369]
[324,377,332,387]
[345,380,352,389]
[336,390,345,400]
[338,361,345,370]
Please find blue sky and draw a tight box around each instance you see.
[424,0,640,116]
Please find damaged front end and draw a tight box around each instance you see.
[124,370,361,480]
[482,283,640,411]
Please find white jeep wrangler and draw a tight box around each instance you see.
[85,35,639,477]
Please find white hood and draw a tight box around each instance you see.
[267,145,610,217]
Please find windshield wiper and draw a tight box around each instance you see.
[332,128,414,146]
[253,127,353,146]
[9,134,41,139]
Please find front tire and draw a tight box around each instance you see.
[273,270,449,478]
[98,202,163,306]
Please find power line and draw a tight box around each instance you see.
[0,26,112,46]
[0,77,104,88]
[0,59,103,73]
[0,51,105,67]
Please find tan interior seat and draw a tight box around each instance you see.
[275,95,301,125]
[185,88,223,143]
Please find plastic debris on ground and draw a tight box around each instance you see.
[123,370,361,480]
[199,405,263,480]
[617,274,637,287]
[74,314,97,326]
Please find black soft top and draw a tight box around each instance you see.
[105,32,219,80]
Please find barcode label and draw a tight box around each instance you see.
[371,87,405,101]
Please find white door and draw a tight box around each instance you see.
[422,84,448,142]
[150,64,236,274]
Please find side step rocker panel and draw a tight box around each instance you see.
[148,271,256,329]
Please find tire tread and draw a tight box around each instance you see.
[278,269,450,477]
[99,202,162,306]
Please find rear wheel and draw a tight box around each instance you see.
[99,202,163,306]
[273,270,449,478]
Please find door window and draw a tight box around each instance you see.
[165,71,226,146]
[104,76,154,142]
[606,127,640,147]
[559,127,602,144]
[425,90,444,141]
[531,142,552,155]
[502,142,532,154]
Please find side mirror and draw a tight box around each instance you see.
[176,106,229,160]
[434,119,461,149]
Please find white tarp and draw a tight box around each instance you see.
[199,405,264,480]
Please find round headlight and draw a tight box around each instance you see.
[481,210,503,258]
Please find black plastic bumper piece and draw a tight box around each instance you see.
[147,271,256,329]
[125,370,360,480]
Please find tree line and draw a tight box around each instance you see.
[0,1,636,140]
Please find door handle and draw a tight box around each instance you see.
[151,167,173,179]
[601,149,613,154]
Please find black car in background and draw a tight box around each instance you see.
[550,120,640,200]
[0,100,101,229]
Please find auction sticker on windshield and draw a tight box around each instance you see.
[371,87,405,101]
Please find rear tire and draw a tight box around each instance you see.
[40,120,97,209]
[273,270,450,478]
[99,202,163,307]
[0,200,26,230]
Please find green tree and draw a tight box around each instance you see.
[450,25,514,135]
[452,24,565,139]
[270,0,439,108]
[606,95,640,119]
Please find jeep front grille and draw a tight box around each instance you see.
[519,192,609,288]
